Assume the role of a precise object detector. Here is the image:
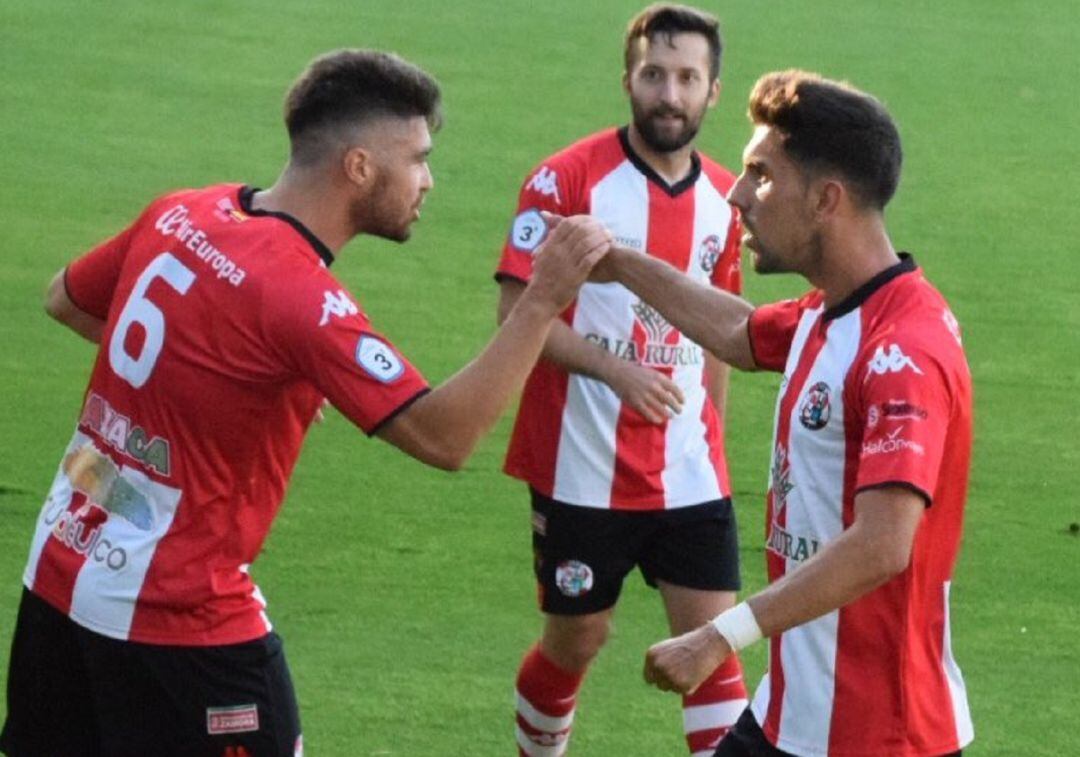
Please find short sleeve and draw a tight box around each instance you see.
[269,276,430,435]
[852,341,954,505]
[709,210,743,295]
[495,158,583,284]
[747,293,820,372]
[65,222,139,319]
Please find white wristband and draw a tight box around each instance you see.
[710,602,763,652]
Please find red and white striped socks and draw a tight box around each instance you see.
[515,646,583,756]
[681,654,748,756]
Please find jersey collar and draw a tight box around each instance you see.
[238,186,335,268]
[823,253,917,322]
[617,126,701,198]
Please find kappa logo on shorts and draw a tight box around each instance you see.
[555,560,594,597]
[207,704,259,735]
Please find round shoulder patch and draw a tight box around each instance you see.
[509,209,548,253]
[355,336,404,383]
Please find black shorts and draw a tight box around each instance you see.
[1,588,302,757]
[530,488,740,615]
[714,708,963,757]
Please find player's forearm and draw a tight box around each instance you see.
[745,527,906,639]
[397,293,557,470]
[608,247,754,369]
[44,269,104,344]
[499,280,624,385]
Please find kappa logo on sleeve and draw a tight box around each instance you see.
[526,166,561,204]
[355,336,404,382]
[865,343,923,379]
[509,209,548,252]
[319,289,358,326]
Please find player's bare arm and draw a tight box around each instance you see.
[497,279,684,424]
[44,269,104,344]
[377,215,611,470]
[595,245,756,371]
[643,485,925,694]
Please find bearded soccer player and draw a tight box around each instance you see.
[496,6,748,755]
[595,71,974,756]
[0,50,610,757]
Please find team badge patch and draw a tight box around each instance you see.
[799,381,831,430]
[355,336,404,382]
[207,704,259,735]
[555,560,594,597]
[509,209,547,252]
[698,234,723,273]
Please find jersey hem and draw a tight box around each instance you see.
[855,480,933,507]
[24,581,273,647]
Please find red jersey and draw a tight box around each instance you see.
[746,256,974,755]
[496,128,742,509]
[24,184,429,645]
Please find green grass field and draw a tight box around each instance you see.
[2,0,1078,753]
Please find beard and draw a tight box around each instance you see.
[351,174,413,243]
[631,99,706,154]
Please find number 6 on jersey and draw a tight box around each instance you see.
[108,252,195,388]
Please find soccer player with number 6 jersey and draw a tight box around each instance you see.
[596,70,975,756]
[497,6,748,755]
[1,50,609,757]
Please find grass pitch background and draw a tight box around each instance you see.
[2,1,1077,753]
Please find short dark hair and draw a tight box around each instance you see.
[748,70,902,210]
[624,4,722,81]
[284,49,442,164]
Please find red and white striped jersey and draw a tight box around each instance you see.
[24,184,429,645]
[746,256,974,756]
[496,128,742,510]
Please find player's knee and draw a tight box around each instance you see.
[542,614,611,671]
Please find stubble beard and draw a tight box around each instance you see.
[631,100,705,154]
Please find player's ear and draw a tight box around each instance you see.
[707,78,721,108]
[342,146,374,187]
[814,178,845,220]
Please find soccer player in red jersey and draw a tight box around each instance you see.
[497,6,748,755]
[0,50,609,757]
[595,71,974,756]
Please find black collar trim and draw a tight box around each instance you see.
[238,186,335,268]
[617,126,700,198]
[823,253,917,321]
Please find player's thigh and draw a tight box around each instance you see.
[530,488,642,615]
[81,630,301,757]
[0,588,102,757]
[657,581,737,635]
[642,499,741,594]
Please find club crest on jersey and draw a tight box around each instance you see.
[698,234,723,274]
[866,343,923,380]
[798,381,831,430]
[355,336,404,382]
[526,166,561,204]
[510,209,548,252]
[319,289,358,327]
[555,560,593,597]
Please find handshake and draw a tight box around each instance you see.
[523,212,622,314]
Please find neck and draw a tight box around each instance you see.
[809,214,900,309]
[250,163,354,256]
[626,124,695,185]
